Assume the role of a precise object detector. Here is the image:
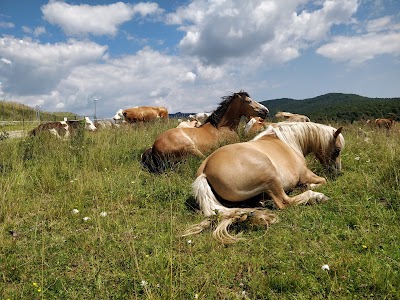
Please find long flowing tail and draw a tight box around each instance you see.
[182,174,279,244]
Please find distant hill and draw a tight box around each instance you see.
[0,101,80,122]
[261,93,400,122]
[2,93,399,123]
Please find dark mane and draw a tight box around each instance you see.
[204,91,250,127]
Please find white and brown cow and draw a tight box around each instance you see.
[176,118,202,128]
[113,106,169,123]
[29,117,96,139]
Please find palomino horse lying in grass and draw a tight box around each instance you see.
[275,111,310,122]
[141,91,269,173]
[183,122,344,244]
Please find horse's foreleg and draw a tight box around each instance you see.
[300,170,327,190]
[267,183,328,208]
[286,190,329,205]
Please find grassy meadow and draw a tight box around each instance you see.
[0,119,399,299]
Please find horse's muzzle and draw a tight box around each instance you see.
[259,108,269,119]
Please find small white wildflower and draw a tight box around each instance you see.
[70,180,74,183]
[187,240,192,245]
[321,264,330,271]
[140,280,148,287]
[241,290,246,296]
[355,156,360,160]
[83,217,90,222]
[100,211,108,217]
[72,209,79,214]
[194,293,199,299]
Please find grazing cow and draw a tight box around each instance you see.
[113,106,169,123]
[176,118,202,128]
[275,111,310,122]
[373,118,395,130]
[244,117,273,136]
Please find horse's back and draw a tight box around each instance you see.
[152,123,238,159]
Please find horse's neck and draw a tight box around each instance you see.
[217,106,243,131]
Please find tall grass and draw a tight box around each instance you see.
[1,120,399,299]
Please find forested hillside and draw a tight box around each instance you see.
[261,93,400,122]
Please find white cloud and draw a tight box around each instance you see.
[41,1,162,37]
[366,16,392,32]
[22,26,46,37]
[0,37,107,95]
[316,32,400,64]
[0,58,12,65]
[1,0,399,117]
[0,21,15,29]
[169,0,358,65]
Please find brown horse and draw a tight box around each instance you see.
[275,111,310,122]
[141,91,269,173]
[182,122,344,244]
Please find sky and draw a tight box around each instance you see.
[0,0,399,118]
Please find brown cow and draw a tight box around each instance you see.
[373,118,395,130]
[113,106,168,123]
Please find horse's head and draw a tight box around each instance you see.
[235,91,269,119]
[316,126,345,176]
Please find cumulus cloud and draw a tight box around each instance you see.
[316,32,400,64]
[52,47,217,114]
[0,37,107,95]
[41,1,163,37]
[2,0,399,116]
[168,0,358,65]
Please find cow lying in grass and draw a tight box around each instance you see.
[29,117,96,139]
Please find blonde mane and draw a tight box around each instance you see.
[253,122,344,157]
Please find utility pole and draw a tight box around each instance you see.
[93,97,98,121]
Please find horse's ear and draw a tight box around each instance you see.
[334,127,343,139]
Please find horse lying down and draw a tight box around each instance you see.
[182,122,344,244]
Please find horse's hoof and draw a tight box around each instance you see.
[317,193,329,202]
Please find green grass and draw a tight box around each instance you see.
[1,120,399,299]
